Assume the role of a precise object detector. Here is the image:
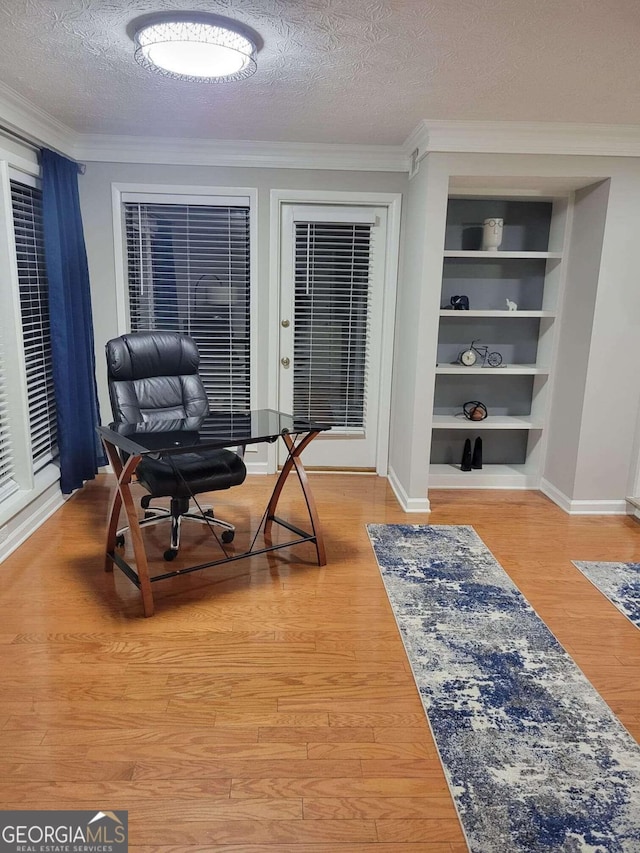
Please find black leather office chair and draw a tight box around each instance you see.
[105,331,247,561]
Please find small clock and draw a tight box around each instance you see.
[459,349,477,366]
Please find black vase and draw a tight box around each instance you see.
[472,437,483,469]
[461,438,472,471]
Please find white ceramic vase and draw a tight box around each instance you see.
[482,218,503,251]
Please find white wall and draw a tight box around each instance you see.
[7,141,640,536]
[544,181,608,500]
[78,161,407,468]
[387,155,447,511]
[572,173,640,502]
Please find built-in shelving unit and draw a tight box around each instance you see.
[429,194,568,488]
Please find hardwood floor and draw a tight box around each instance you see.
[1,473,639,851]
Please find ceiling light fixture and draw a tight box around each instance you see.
[132,12,259,82]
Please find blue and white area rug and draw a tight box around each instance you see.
[572,561,640,630]
[367,524,640,853]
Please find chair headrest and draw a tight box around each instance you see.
[106,332,200,381]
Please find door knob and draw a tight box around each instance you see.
[281,357,290,368]
[281,319,290,328]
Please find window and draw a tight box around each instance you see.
[123,200,251,411]
[10,180,57,471]
[293,221,372,429]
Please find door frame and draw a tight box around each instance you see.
[268,189,402,475]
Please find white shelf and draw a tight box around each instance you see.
[439,310,555,318]
[432,415,543,430]
[443,250,562,259]
[429,463,539,489]
[430,194,568,491]
[435,364,550,375]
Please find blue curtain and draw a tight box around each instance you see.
[41,148,106,494]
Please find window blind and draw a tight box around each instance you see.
[124,202,251,411]
[0,328,17,502]
[293,222,372,429]
[11,180,58,471]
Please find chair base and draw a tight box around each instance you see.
[116,497,235,561]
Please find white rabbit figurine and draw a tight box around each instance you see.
[506,298,517,312]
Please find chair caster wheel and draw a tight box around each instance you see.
[141,495,152,509]
[115,534,125,547]
[221,530,235,544]
[163,549,178,561]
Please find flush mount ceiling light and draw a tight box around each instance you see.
[132,12,259,82]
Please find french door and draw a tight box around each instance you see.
[278,204,388,469]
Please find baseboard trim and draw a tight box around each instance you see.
[0,483,65,563]
[624,497,640,519]
[540,479,628,515]
[387,467,431,513]
[245,460,269,476]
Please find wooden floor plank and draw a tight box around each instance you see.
[125,818,379,845]
[131,759,364,781]
[229,777,449,798]
[302,795,458,820]
[131,846,459,853]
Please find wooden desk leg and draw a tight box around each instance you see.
[101,440,155,617]
[264,431,327,566]
[102,440,123,573]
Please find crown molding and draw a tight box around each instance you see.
[0,81,76,157]
[0,81,408,172]
[73,133,409,172]
[404,120,640,163]
[2,77,640,175]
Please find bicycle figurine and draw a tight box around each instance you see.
[458,339,502,367]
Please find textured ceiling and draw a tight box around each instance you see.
[0,0,638,145]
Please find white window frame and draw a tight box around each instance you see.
[282,205,382,438]
[269,188,401,475]
[0,150,61,530]
[111,183,258,411]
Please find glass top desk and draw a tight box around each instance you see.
[98,409,330,616]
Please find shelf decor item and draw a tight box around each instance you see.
[471,437,483,469]
[482,217,503,251]
[450,294,469,310]
[460,438,472,471]
[506,298,518,311]
[459,340,503,367]
[463,401,488,421]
